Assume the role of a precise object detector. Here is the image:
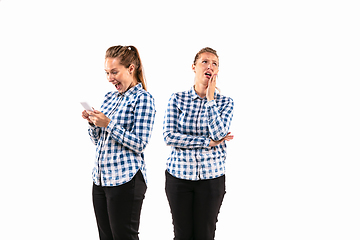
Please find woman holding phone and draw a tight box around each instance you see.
[163,47,234,240]
[82,45,155,240]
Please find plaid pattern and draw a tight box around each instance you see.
[163,86,234,180]
[88,84,156,186]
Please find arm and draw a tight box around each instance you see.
[82,109,102,145]
[105,93,156,154]
[163,94,211,148]
[206,98,234,141]
[205,74,235,141]
[88,124,102,145]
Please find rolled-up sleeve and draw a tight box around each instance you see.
[88,124,101,145]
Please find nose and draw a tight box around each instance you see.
[107,73,115,82]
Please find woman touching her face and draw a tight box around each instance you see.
[192,51,219,100]
[163,47,234,240]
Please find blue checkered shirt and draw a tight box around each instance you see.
[163,86,234,180]
[88,83,156,186]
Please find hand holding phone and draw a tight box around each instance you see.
[81,102,95,124]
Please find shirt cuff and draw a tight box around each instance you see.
[88,122,97,128]
[106,119,116,133]
[204,138,211,147]
[106,120,125,143]
[205,99,216,107]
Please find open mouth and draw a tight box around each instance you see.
[115,83,121,90]
[205,72,212,79]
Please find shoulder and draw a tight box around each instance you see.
[214,93,234,112]
[173,89,191,98]
[103,91,118,102]
[169,89,192,105]
[130,88,155,108]
[216,93,234,106]
[104,91,117,98]
[135,88,154,101]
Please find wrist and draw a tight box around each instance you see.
[105,118,111,127]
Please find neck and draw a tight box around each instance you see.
[125,79,138,92]
[194,82,207,98]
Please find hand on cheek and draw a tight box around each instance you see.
[206,74,217,101]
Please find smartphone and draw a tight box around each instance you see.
[80,102,93,111]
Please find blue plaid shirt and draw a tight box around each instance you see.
[88,83,156,186]
[163,86,234,180]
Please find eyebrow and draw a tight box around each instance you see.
[202,57,218,62]
[104,68,118,72]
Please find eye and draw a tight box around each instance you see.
[202,60,207,64]
[213,62,218,66]
[111,71,118,75]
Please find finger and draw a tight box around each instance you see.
[223,132,230,138]
[82,112,89,119]
[223,133,234,140]
[225,135,234,141]
[211,74,217,82]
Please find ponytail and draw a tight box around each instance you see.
[105,45,147,91]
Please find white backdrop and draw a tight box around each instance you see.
[1,0,359,239]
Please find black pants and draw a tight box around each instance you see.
[165,171,226,240]
[92,171,147,240]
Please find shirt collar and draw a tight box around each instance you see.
[190,85,218,101]
[190,86,202,100]
[117,83,142,97]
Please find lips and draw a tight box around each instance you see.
[115,83,121,90]
[205,71,212,79]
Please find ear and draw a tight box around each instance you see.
[128,64,135,75]
[192,64,196,73]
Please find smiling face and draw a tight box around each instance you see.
[104,58,137,93]
[192,52,219,87]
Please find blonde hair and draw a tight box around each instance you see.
[193,47,219,66]
[105,45,147,91]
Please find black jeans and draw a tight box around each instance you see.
[92,171,147,240]
[165,171,226,240]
